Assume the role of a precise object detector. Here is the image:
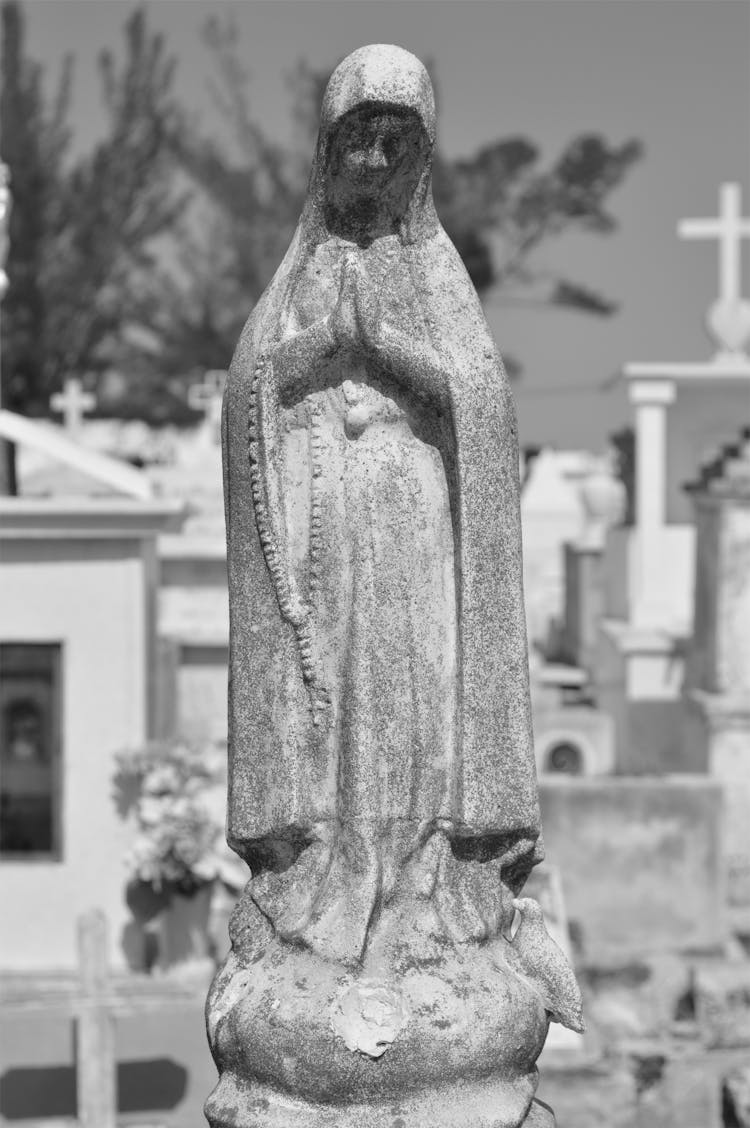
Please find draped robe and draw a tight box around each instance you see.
[222,45,543,964]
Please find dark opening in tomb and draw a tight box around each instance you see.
[546,741,584,775]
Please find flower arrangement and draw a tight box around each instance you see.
[113,740,246,903]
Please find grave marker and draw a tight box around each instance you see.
[75,910,116,1128]
[50,378,95,437]
[187,370,226,444]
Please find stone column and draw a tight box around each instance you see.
[629,378,675,626]
[684,429,750,921]
[562,542,604,670]
[562,454,625,670]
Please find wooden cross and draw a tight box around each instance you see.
[76,910,116,1128]
[3,909,193,1127]
[50,377,96,435]
[188,370,226,441]
[679,182,750,306]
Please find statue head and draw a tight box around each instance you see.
[324,106,429,243]
[302,45,439,247]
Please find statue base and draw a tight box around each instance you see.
[205,1077,555,1127]
[205,896,565,1128]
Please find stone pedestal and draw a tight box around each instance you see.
[684,430,750,916]
[205,863,577,1128]
[684,692,750,914]
[562,542,605,671]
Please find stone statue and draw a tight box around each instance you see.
[207,44,582,1128]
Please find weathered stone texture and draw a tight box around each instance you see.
[207,42,581,1128]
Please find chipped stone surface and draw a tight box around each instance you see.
[330,979,407,1058]
[206,43,580,1127]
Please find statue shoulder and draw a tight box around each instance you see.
[225,300,274,402]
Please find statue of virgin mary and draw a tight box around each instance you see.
[222,44,544,968]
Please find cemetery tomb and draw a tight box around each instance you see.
[593,181,750,773]
[0,410,184,970]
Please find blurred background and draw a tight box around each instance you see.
[1,2,749,1126]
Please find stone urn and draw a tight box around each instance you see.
[578,453,626,550]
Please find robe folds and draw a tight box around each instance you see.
[222,44,543,963]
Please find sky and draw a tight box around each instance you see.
[21,0,750,450]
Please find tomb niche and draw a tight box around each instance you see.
[206,45,582,1128]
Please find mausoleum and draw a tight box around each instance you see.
[0,409,184,970]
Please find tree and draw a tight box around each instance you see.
[0,0,71,489]
[1,6,644,470]
[0,1,188,489]
[42,8,187,388]
[156,25,642,382]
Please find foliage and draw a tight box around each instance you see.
[1,3,643,429]
[0,0,70,417]
[0,1,187,420]
[155,23,642,380]
[113,740,245,898]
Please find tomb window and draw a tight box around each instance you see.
[0,644,62,859]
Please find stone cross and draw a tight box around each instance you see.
[188,369,226,442]
[679,182,750,357]
[50,377,96,436]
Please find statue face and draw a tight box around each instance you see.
[324,106,429,242]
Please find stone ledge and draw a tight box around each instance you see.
[204,1076,555,1128]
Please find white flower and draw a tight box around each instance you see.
[115,738,231,890]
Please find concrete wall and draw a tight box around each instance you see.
[539,777,725,964]
[158,546,229,742]
[534,706,615,776]
[592,624,699,774]
[177,644,229,743]
[601,525,695,633]
[523,510,581,648]
[0,538,149,971]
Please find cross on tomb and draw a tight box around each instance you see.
[188,369,226,442]
[678,182,750,356]
[50,376,96,436]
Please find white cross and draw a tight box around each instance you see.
[679,182,750,305]
[188,369,226,440]
[50,377,96,435]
